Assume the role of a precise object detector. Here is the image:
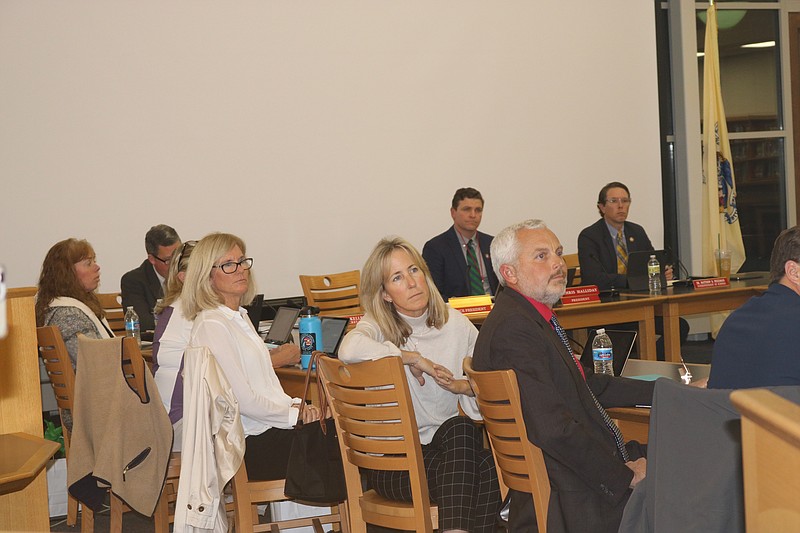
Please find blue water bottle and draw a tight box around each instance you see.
[298,306,322,369]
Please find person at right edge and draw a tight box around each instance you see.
[474,219,654,533]
[708,225,800,389]
[577,181,689,359]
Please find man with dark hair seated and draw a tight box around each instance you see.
[577,181,689,359]
[121,224,181,333]
[422,187,499,301]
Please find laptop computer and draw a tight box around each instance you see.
[264,306,301,349]
[621,359,711,383]
[320,316,350,357]
[579,329,637,376]
[626,250,669,292]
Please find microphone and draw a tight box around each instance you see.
[587,253,619,295]
[665,246,692,282]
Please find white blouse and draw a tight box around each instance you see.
[190,305,300,436]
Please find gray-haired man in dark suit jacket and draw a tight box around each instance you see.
[474,219,654,533]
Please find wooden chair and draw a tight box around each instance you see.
[463,357,550,533]
[562,253,581,286]
[230,462,348,533]
[97,292,126,336]
[37,325,88,530]
[39,327,177,532]
[317,355,438,533]
[298,270,362,316]
[731,389,800,532]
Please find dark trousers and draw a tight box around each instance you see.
[368,416,501,533]
[244,427,296,481]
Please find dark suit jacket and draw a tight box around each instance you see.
[708,283,800,389]
[577,218,654,291]
[120,259,162,332]
[473,288,654,533]
[422,226,499,300]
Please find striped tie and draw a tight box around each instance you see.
[615,230,628,274]
[550,314,630,462]
[466,239,485,295]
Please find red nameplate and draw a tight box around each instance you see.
[456,305,493,315]
[692,277,730,289]
[560,285,601,305]
[348,314,364,325]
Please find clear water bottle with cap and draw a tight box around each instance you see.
[124,306,141,346]
[647,254,661,293]
[592,328,614,375]
[299,306,322,369]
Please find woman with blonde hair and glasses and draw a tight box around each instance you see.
[339,236,501,533]
[182,233,320,480]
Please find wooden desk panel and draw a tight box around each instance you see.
[469,296,664,360]
[608,407,651,444]
[0,290,53,531]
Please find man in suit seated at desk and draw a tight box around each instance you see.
[708,225,800,389]
[422,187,499,300]
[121,224,181,334]
[577,181,689,359]
[474,219,653,533]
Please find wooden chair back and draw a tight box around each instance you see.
[731,389,800,532]
[463,357,550,532]
[562,253,581,286]
[230,462,348,533]
[37,326,92,530]
[298,270,362,316]
[37,326,76,417]
[317,355,437,533]
[97,292,126,336]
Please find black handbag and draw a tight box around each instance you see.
[284,352,348,503]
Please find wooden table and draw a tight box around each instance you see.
[0,433,60,496]
[607,407,651,444]
[652,276,768,362]
[275,366,319,404]
[469,294,665,360]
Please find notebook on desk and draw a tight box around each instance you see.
[264,306,301,349]
[626,250,669,292]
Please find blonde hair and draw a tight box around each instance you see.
[181,233,256,320]
[155,240,196,314]
[360,236,448,347]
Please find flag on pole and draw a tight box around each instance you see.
[702,2,746,276]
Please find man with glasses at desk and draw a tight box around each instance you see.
[578,182,688,359]
[121,224,181,334]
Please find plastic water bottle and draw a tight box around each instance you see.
[298,306,322,369]
[647,254,661,293]
[124,306,141,346]
[592,328,614,375]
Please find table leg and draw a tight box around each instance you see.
[638,306,657,360]
[661,301,681,362]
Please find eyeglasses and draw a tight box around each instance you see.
[213,257,254,274]
[150,253,170,264]
[177,240,198,268]
[605,197,631,205]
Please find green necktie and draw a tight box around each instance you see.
[466,240,484,295]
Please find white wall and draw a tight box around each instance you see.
[1,1,662,298]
